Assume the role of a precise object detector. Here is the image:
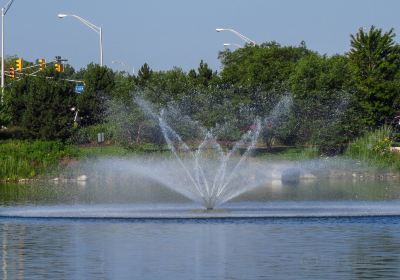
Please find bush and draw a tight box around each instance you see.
[346,126,400,169]
[6,75,76,141]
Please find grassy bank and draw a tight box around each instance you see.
[2,131,399,181]
[0,140,165,180]
[0,140,79,180]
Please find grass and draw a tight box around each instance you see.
[0,140,79,180]
[0,140,168,180]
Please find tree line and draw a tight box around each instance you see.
[0,26,399,154]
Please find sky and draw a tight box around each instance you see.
[4,0,400,73]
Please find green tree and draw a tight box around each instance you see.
[76,63,115,126]
[146,67,189,104]
[6,71,76,140]
[348,26,400,128]
[136,63,153,88]
[196,60,214,87]
[219,42,309,90]
[218,42,311,135]
[287,53,358,153]
[111,71,136,102]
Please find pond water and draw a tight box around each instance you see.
[1,178,400,279]
[1,216,400,279]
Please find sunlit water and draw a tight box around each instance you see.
[1,178,400,279]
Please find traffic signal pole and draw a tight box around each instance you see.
[1,0,15,104]
[1,7,5,104]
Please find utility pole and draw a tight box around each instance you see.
[1,0,15,104]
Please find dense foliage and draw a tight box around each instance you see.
[1,26,400,156]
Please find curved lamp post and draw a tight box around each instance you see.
[58,13,103,66]
[216,28,256,46]
[1,0,15,103]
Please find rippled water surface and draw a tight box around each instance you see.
[1,216,400,279]
[1,179,400,279]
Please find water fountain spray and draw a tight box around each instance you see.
[137,95,292,209]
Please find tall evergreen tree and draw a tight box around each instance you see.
[348,26,400,128]
[137,63,153,87]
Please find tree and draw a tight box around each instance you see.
[6,72,76,140]
[196,60,214,87]
[76,63,115,126]
[136,63,153,87]
[288,53,357,153]
[219,42,310,90]
[348,26,400,128]
[218,42,311,132]
[111,72,136,102]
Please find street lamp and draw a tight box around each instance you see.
[58,13,103,66]
[216,28,256,46]
[1,0,15,104]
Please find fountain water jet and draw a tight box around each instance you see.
[137,95,292,209]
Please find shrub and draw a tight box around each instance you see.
[346,126,400,169]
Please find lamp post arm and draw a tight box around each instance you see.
[3,0,14,15]
[59,13,103,66]
[70,15,100,34]
[226,29,256,45]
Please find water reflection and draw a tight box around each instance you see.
[351,230,400,279]
[1,218,400,279]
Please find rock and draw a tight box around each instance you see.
[77,175,88,181]
[300,173,316,180]
[390,147,400,153]
[281,168,301,185]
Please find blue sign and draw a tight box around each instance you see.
[75,85,85,93]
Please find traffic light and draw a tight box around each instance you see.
[38,59,46,71]
[15,58,23,72]
[9,67,15,79]
[55,63,63,73]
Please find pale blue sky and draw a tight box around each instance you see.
[4,0,400,72]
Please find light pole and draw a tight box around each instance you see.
[1,0,15,104]
[58,13,103,66]
[216,28,256,46]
